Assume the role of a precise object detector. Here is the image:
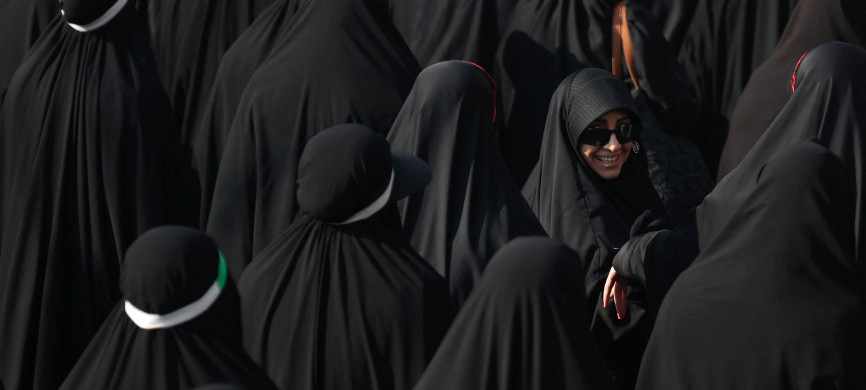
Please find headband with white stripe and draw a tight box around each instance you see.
[125,252,228,330]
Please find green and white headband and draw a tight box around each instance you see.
[125,252,228,330]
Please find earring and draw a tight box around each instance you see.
[632,141,640,154]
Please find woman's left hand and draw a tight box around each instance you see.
[603,267,628,319]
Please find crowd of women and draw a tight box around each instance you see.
[0,0,864,388]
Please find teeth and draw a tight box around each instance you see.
[597,156,617,163]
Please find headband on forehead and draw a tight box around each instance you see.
[125,252,228,330]
[62,0,128,32]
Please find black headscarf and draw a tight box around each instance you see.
[632,0,698,53]
[521,67,667,389]
[59,226,278,390]
[676,0,799,175]
[637,141,866,389]
[718,0,866,179]
[146,0,273,143]
[389,0,505,70]
[387,61,547,306]
[413,237,618,390]
[205,0,420,280]
[238,124,454,390]
[0,2,190,388]
[0,0,58,97]
[190,0,300,228]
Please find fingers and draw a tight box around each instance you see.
[603,268,616,308]
[615,280,628,319]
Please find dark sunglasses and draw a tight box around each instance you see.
[579,123,637,146]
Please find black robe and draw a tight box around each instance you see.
[190,0,300,228]
[238,125,454,390]
[146,0,273,143]
[413,237,618,390]
[0,4,187,389]
[0,0,58,97]
[676,0,799,175]
[387,61,547,306]
[718,0,866,179]
[636,141,866,389]
[60,226,278,390]
[206,0,420,280]
[521,68,667,390]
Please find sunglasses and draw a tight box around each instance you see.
[579,123,637,146]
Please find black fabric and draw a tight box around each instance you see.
[676,0,799,176]
[413,237,618,390]
[706,42,866,271]
[0,0,58,96]
[633,0,698,54]
[61,0,119,26]
[637,141,866,389]
[521,68,667,390]
[191,0,300,228]
[387,61,547,306]
[238,125,454,390]
[0,5,190,389]
[206,0,420,280]
[718,0,866,179]
[146,0,273,145]
[390,0,502,69]
[59,226,278,390]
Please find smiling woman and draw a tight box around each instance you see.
[521,67,667,389]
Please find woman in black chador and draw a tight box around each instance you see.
[238,124,455,390]
[0,0,190,388]
[387,61,546,306]
[414,237,618,390]
[206,0,420,280]
[521,67,668,389]
[60,226,278,390]
[635,141,866,389]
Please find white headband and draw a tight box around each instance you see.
[63,0,128,32]
[125,253,228,330]
[332,170,394,225]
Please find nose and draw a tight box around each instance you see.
[604,133,621,151]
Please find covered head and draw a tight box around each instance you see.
[296,123,431,224]
[121,226,228,329]
[564,67,642,146]
[61,0,130,32]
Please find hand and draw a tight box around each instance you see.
[603,267,628,319]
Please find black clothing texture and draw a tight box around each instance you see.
[637,141,866,389]
[191,0,300,228]
[59,226,278,390]
[0,4,188,389]
[633,0,698,54]
[387,61,547,306]
[676,0,799,175]
[390,0,505,70]
[0,0,58,97]
[205,0,420,280]
[238,125,454,390]
[147,0,273,143]
[413,237,618,390]
[718,0,866,179]
[521,68,667,389]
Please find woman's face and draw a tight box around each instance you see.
[578,109,633,180]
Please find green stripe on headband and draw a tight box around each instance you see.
[217,251,228,290]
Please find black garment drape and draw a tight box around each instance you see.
[633,0,698,54]
[637,141,866,389]
[146,0,273,143]
[206,0,420,280]
[0,4,187,389]
[238,125,454,390]
[191,0,300,228]
[676,0,799,175]
[413,237,618,390]
[521,68,667,390]
[387,61,546,306]
[0,0,58,97]
[718,0,866,179]
[59,227,278,390]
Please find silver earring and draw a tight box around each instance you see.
[632,141,640,154]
